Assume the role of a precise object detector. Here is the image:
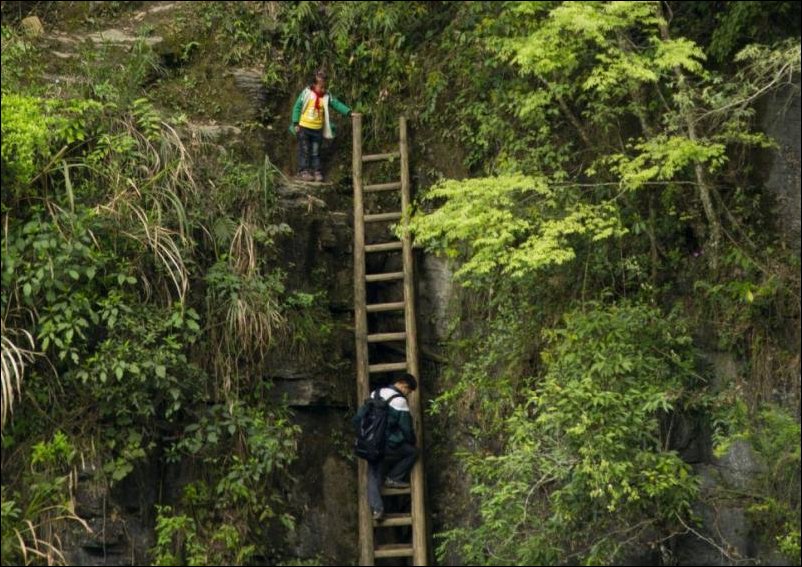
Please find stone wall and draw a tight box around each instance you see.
[757,77,801,254]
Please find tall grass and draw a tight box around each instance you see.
[1,326,35,430]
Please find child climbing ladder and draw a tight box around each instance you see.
[351,112,428,565]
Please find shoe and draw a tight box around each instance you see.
[313,171,324,182]
[372,508,384,521]
[383,478,410,489]
[299,171,313,181]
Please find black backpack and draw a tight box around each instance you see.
[354,389,403,462]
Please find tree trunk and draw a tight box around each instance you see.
[658,6,722,265]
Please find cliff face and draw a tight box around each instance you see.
[10,2,800,565]
[759,80,801,255]
[57,176,361,565]
[666,79,801,567]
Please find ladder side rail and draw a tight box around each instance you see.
[400,116,428,566]
[352,113,375,566]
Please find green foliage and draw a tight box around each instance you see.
[282,290,335,363]
[1,24,42,94]
[438,303,701,565]
[709,401,801,563]
[1,432,84,566]
[205,258,286,384]
[0,492,23,565]
[418,2,559,173]
[692,242,799,365]
[159,3,799,563]
[30,430,75,469]
[277,1,426,121]
[0,16,321,563]
[409,174,624,284]
[427,288,542,438]
[708,2,801,63]
[777,527,801,561]
[152,505,210,566]
[408,11,799,560]
[151,502,257,566]
[448,0,799,249]
[1,94,54,190]
[159,401,300,565]
[78,37,164,107]
[610,135,727,190]
[2,2,800,565]
[3,201,204,433]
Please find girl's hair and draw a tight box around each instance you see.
[312,68,327,84]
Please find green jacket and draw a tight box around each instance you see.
[352,386,415,450]
[289,87,351,139]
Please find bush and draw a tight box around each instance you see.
[1,94,54,190]
[439,303,702,565]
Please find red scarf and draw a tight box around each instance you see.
[312,85,326,111]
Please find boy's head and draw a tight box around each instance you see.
[392,373,417,395]
[313,68,327,90]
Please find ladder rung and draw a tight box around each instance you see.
[374,544,414,558]
[380,486,411,496]
[367,332,406,343]
[364,212,402,223]
[364,181,401,193]
[365,242,402,253]
[369,362,407,373]
[366,302,405,313]
[363,152,400,163]
[365,272,404,283]
[374,513,412,527]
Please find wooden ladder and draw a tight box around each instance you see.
[352,114,427,566]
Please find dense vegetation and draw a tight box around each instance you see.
[407,3,801,563]
[1,1,800,565]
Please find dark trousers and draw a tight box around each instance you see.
[297,126,323,173]
[367,443,419,513]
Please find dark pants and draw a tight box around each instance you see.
[297,126,323,173]
[367,443,419,513]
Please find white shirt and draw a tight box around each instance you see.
[374,387,410,412]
